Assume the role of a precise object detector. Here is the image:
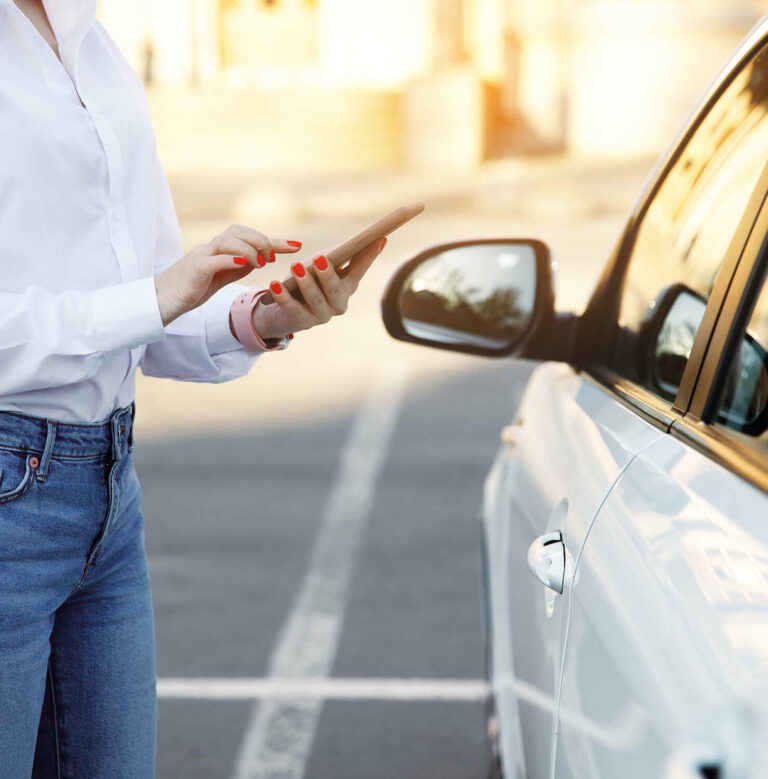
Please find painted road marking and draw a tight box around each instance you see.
[230,368,408,779]
[158,677,489,701]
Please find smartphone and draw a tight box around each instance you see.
[258,201,425,305]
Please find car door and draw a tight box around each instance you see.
[549,29,768,778]
[484,364,662,778]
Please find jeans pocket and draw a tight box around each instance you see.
[0,448,35,505]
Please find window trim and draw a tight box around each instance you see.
[688,169,768,422]
[670,417,768,495]
[583,367,681,432]
[674,162,768,414]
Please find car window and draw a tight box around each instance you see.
[715,269,768,443]
[609,43,768,403]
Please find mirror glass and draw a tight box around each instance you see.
[652,291,707,398]
[399,243,537,350]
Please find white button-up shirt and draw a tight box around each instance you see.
[0,0,259,423]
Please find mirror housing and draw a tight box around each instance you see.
[381,239,556,358]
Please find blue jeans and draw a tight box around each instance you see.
[0,404,156,778]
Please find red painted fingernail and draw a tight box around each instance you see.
[378,237,387,251]
[270,281,282,295]
[233,256,248,266]
[256,253,266,267]
[269,250,276,263]
[292,262,306,278]
[287,241,302,248]
[288,333,294,340]
[314,255,328,271]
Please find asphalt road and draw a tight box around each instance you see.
[130,165,646,777]
[138,358,535,778]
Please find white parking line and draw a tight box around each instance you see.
[229,369,408,779]
[158,677,489,701]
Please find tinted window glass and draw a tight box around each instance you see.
[716,271,768,445]
[611,45,768,402]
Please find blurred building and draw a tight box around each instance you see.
[100,0,763,171]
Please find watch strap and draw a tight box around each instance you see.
[229,288,289,353]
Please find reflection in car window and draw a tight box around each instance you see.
[611,44,768,402]
[652,289,707,398]
[716,272,768,443]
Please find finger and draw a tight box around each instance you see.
[263,237,303,262]
[344,236,387,285]
[290,261,334,321]
[272,238,303,254]
[224,224,274,264]
[208,235,267,268]
[203,252,262,277]
[267,280,313,327]
[225,225,302,262]
[311,255,347,314]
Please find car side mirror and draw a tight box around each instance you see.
[381,239,555,358]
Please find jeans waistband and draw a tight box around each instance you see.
[0,403,135,463]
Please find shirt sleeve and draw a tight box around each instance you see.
[0,278,164,395]
[138,153,263,383]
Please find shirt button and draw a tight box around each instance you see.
[111,209,121,223]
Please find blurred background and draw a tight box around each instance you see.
[106,0,764,168]
[99,0,768,440]
[96,2,766,777]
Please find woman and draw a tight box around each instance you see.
[0,1,385,776]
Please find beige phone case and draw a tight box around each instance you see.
[258,201,425,305]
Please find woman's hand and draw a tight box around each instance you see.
[252,236,387,340]
[154,224,301,326]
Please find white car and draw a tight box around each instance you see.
[382,17,768,779]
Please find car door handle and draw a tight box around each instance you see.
[527,531,566,594]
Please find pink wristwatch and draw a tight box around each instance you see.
[229,288,290,353]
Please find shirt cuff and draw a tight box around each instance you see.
[91,276,165,352]
[204,285,252,356]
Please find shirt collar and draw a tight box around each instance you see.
[42,0,97,45]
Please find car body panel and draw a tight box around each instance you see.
[554,433,768,776]
[483,362,661,777]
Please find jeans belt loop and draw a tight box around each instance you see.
[111,415,123,463]
[36,421,56,482]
